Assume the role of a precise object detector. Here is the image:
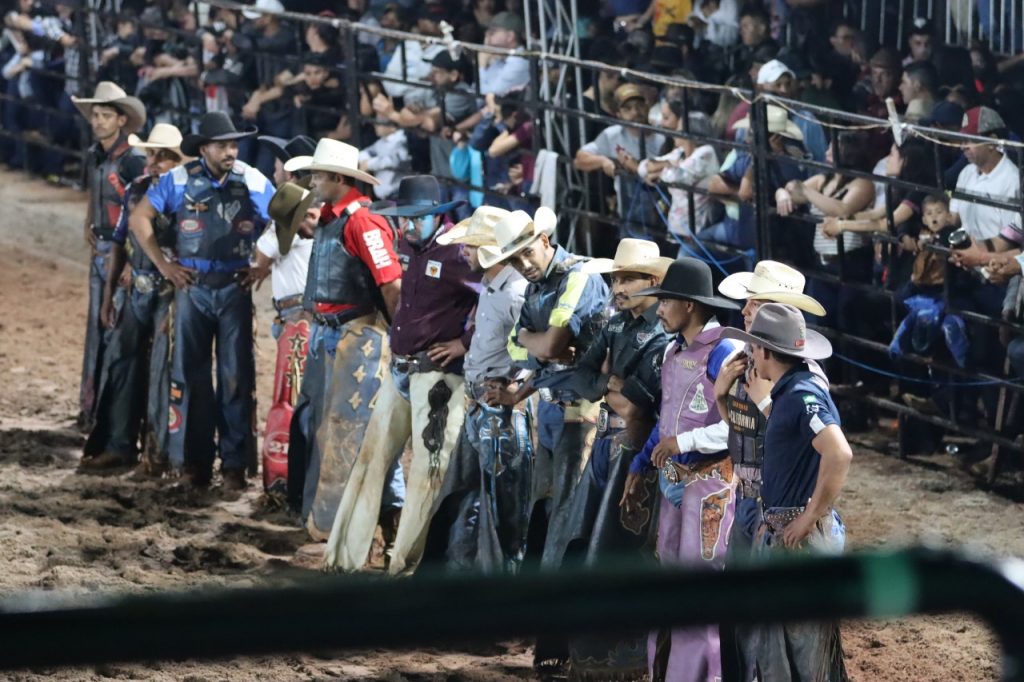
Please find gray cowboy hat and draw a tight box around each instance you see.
[721,302,832,360]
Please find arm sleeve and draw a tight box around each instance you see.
[629,424,661,474]
[343,213,404,286]
[620,340,666,413]
[572,326,612,401]
[255,224,282,262]
[485,56,530,96]
[146,171,176,214]
[797,391,840,439]
[548,271,605,335]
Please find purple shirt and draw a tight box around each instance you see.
[390,224,480,357]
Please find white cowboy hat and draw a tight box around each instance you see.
[718,259,826,316]
[243,0,284,20]
[733,104,804,142]
[437,205,511,246]
[534,205,557,238]
[71,81,146,134]
[477,210,541,269]
[127,123,183,153]
[284,138,379,186]
[580,238,673,278]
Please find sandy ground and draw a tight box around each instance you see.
[0,167,1017,680]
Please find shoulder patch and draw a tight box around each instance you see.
[171,165,190,185]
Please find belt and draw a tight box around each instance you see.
[178,257,249,273]
[273,294,304,312]
[393,352,448,375]
[312,306,370,328]
[597,403,626,435]
[762,505,808,534]
[132,270,165,295]
[465,377,509,402]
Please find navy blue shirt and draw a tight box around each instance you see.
[760,364,840,509]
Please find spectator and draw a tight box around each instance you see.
[575,82,666,238]
[904,18,933,66]
[375,4,409,72]
[899,60,939,118]
[686,0,738,50]
[709,73,744,136]
[381,2,445,99]
[98,12,142,94]
[359,118,412,199]
[734,4,776,77]
[826,17,861,65]
[858,47,902,119]
[478,11,529,97]
[287,52,348,139]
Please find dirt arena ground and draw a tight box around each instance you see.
[0,168,1018,680]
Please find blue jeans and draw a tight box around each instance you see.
[169,282,255,472]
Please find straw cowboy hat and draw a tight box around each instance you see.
[71,81,146,134]
[180,112,257,157]
[127,123,183,154]
[633,257,740,310]
[284,138,379,186]
[722,302,832,360]
[733,104,804,141]
[477,210,542,269]
[372,175,463,217]
[718,260,825,316]
[436,205,511,246]
[580,238,673,278]
[268,181,316,256]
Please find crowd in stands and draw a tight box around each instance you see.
[3,0,1024,453]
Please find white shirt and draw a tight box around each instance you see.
[255,226,313,300]
[383,40,442,98]
[950,152,1022,241]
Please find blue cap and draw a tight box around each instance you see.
[921,100,965,127]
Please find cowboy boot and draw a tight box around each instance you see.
[379,507,402,571]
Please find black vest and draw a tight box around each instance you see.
[91,138,132,241]
[125,176,174,273]
[174,160,258,263]
[303,202,389,312]
[726,377,766,468]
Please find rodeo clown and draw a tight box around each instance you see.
[325,175,479,577]
[279,138,405,541]
[129,112,273,491]
[72,81,146,435]
[621,257,742,682]
[82,124,186,475]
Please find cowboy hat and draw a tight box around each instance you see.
[372,175,463,217]
[477,210,541,269]
[180,112,257,157]
[718,260,825,316]
[633,257,740,310]
[733,104,804,141]
[721,302,832,360]
[284,138,379,186]
[268,182,316,256]
[127,122,183,153]
[71,81,146,134]
[258,134,316,163]
[437,205,511,246]
[580,238,673,278]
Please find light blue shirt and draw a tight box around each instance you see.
[478,54,530,97]
[147,159,273,224]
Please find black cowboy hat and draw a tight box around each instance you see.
[180,112,257,157]
[257,134,316,163]
[372,175,465,218]
[633,257,740,310]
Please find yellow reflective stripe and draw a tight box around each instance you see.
[548,270,587,328]
[507,326,529,361]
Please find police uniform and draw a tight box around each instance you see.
[79,134,145,429]
[84,173,174,466]
[147,158,273,477]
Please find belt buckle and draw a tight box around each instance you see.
[661,461,680,485]
[538,387,554,403]
[597,404,609,433]
[134,273,155,294]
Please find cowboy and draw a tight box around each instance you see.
[422,206,533,573]
[721,303,851,682]
[72,81,146,433]
[325,175,479,576]
[280,138,404,539]
[248,136,319,494]
[712,260,827,682]
[621,257,742,682]
[82,124,186,475]
[129,111,274,491]
[479,208,608,674]
[551,238,673,681]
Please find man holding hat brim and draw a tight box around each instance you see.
[81,123,184,474]
[719,303,850,682]
[73,81,148,432]
[129,111,272,492]
[420,205,536,573]
[473,207,608,672]
[275,138,405,543]
[620,256,742,682]
[326,175,480,577]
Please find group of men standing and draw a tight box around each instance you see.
[75,77,854,682]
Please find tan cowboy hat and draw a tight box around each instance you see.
[580,238,673,278]
[733,104,804,141]
[71,81,146,134]
[477,210,541,269]
[437,205,511,246]
[284,138,379,186]
[718,259,826,316]
[269,182,316,256]
[127,123,183,154]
